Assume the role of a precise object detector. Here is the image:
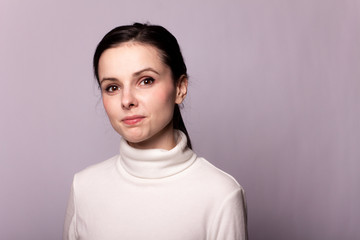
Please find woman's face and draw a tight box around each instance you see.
[98,42,187,150]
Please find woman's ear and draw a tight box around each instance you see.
[175,75,188,104]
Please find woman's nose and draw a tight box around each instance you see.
[121,88,138,110]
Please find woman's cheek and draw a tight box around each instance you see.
[154,85,176,104]
[103,96,119,119]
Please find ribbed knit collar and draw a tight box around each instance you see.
[118,131,197,179]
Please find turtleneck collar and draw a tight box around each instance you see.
[117,131,197,179]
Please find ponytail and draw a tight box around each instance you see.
[173,104,192,149]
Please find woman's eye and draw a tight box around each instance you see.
[140,77,155,86]
[105,85,118,92]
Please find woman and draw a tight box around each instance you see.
[64,23,248,240]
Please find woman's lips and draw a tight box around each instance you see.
[122,115,145,125]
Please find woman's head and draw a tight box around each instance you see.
[93,23,192,149]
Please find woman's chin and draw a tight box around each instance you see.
[120,131,150,145]
[123,133,163,150]
[126,138,155,149]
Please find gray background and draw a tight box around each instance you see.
[1,0,359,239]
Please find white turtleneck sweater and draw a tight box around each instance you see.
[63,131,247,240]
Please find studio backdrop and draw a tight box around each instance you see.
[0,0,359,239]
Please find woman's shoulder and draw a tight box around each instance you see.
[73,155,119,184]
[190,157,244,195]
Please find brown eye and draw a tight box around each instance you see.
[140,77,155,86]
[106,85,118,92]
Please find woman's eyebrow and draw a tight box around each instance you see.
[100,77,118,84]
[133,67,160,76]
[100,68,160,84]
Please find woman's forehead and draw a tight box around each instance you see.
[98,43,170,78]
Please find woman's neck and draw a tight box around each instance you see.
[118,130,197,179]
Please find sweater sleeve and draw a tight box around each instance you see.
[63,182,78,240]
[208,188,248,240]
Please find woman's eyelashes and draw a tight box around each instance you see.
[104,85,119,92]
[102,77,155,93]
[139,77,155,86]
